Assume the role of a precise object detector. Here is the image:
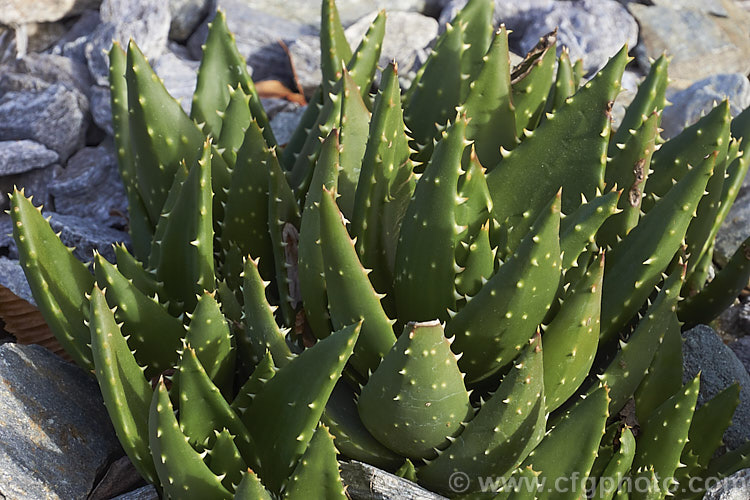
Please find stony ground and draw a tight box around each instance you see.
[0,0,749,498]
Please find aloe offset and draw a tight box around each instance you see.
[9,0,750,498]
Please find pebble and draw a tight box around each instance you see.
[153,50,200,114]
[239,0,429,28]
[85,0,172,86]
[290,10,437,96]
[270,106,307,145]
[0,0,100,25]
[188,0,313,83]
[682,324,750,450]
[629,1,750,89]
[704,468,750,500]
[0,257,35,305]
[0,84,88,161]
[0,342,123,499]
[715,197,750,268]
[50,9,101,65]
[169,0,214,42]
[48,212,129,263]
[47,141,128,225]
[729,336,750,376]
[0,140,58,176]
[90,85,114,135]
[518,0,638,74]
[661,73,750,139]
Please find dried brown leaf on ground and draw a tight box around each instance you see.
[0,283,71,361]
[256,79,307,105]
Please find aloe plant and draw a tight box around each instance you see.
[9,0,750,498]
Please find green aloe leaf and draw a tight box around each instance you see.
[298,129,340,340]
[89,285,157,485]
[282,424,347,499]
[10,188,95,369]
[93,253,185,378]
[419,333,545,495]
[610,54,668,148]
[464,24,517,166]
[125,40,204,224]
[351,62,415,307]
[543,252,603,411]
[631,375,700,499]
[395,115,469,322]
[521,386,610,500]
[149,378,232,499]
[242,322,359,494]
[185,292,235,396]
[600,151,714,343]
[511,32,557,135]
[447,191,561,384]
[176,345,256,466]
[108,42,153,260]
[486,46,626,247]
[358,321,472,460]
[191,10,274,148]
[319,189,396,379]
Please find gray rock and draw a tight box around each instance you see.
[0,140,58,175]
[261,97,303,121]
[345,10,437,83]
[518,0,638,74]
[0,214,15,258]
[682,324,750,450]
[0,0,100,25]
[0,83,88,161]
[112,484,159,500]
[715,198,750,268]
[270,105,306,145]
[153,50,200,114]
[113,485,159,500]
[86,0,172,86]
[661,73,750,139]
[89,455,147,500]
[704,469,750,500]
[0,257,34,304]
[612,70,643,133]
[90,85,114,135]
[0,163,56,212]
[729,336,750,376]
[47,212,129,262]
[48,142,128,225]
[189,0,313,83]
[0,27,17,66]
[169,0,214,42]
[290,10,437,96]
[236,0,428,28]
[439,0,554,41]
[0,342,122,499]
[24,20,70,53]
[0,53,91,114]
[287,34,321,97]
[629,2,750,89]
[651,0,728,17]
[50,9,101,65]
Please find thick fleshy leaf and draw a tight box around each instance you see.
[149,379,232,499]
[447,192,561,384]
[191,10,274,147]
[242,323,358,493]
[358,321,472,460]
[10,188,95,369]
[89,286,157,484]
